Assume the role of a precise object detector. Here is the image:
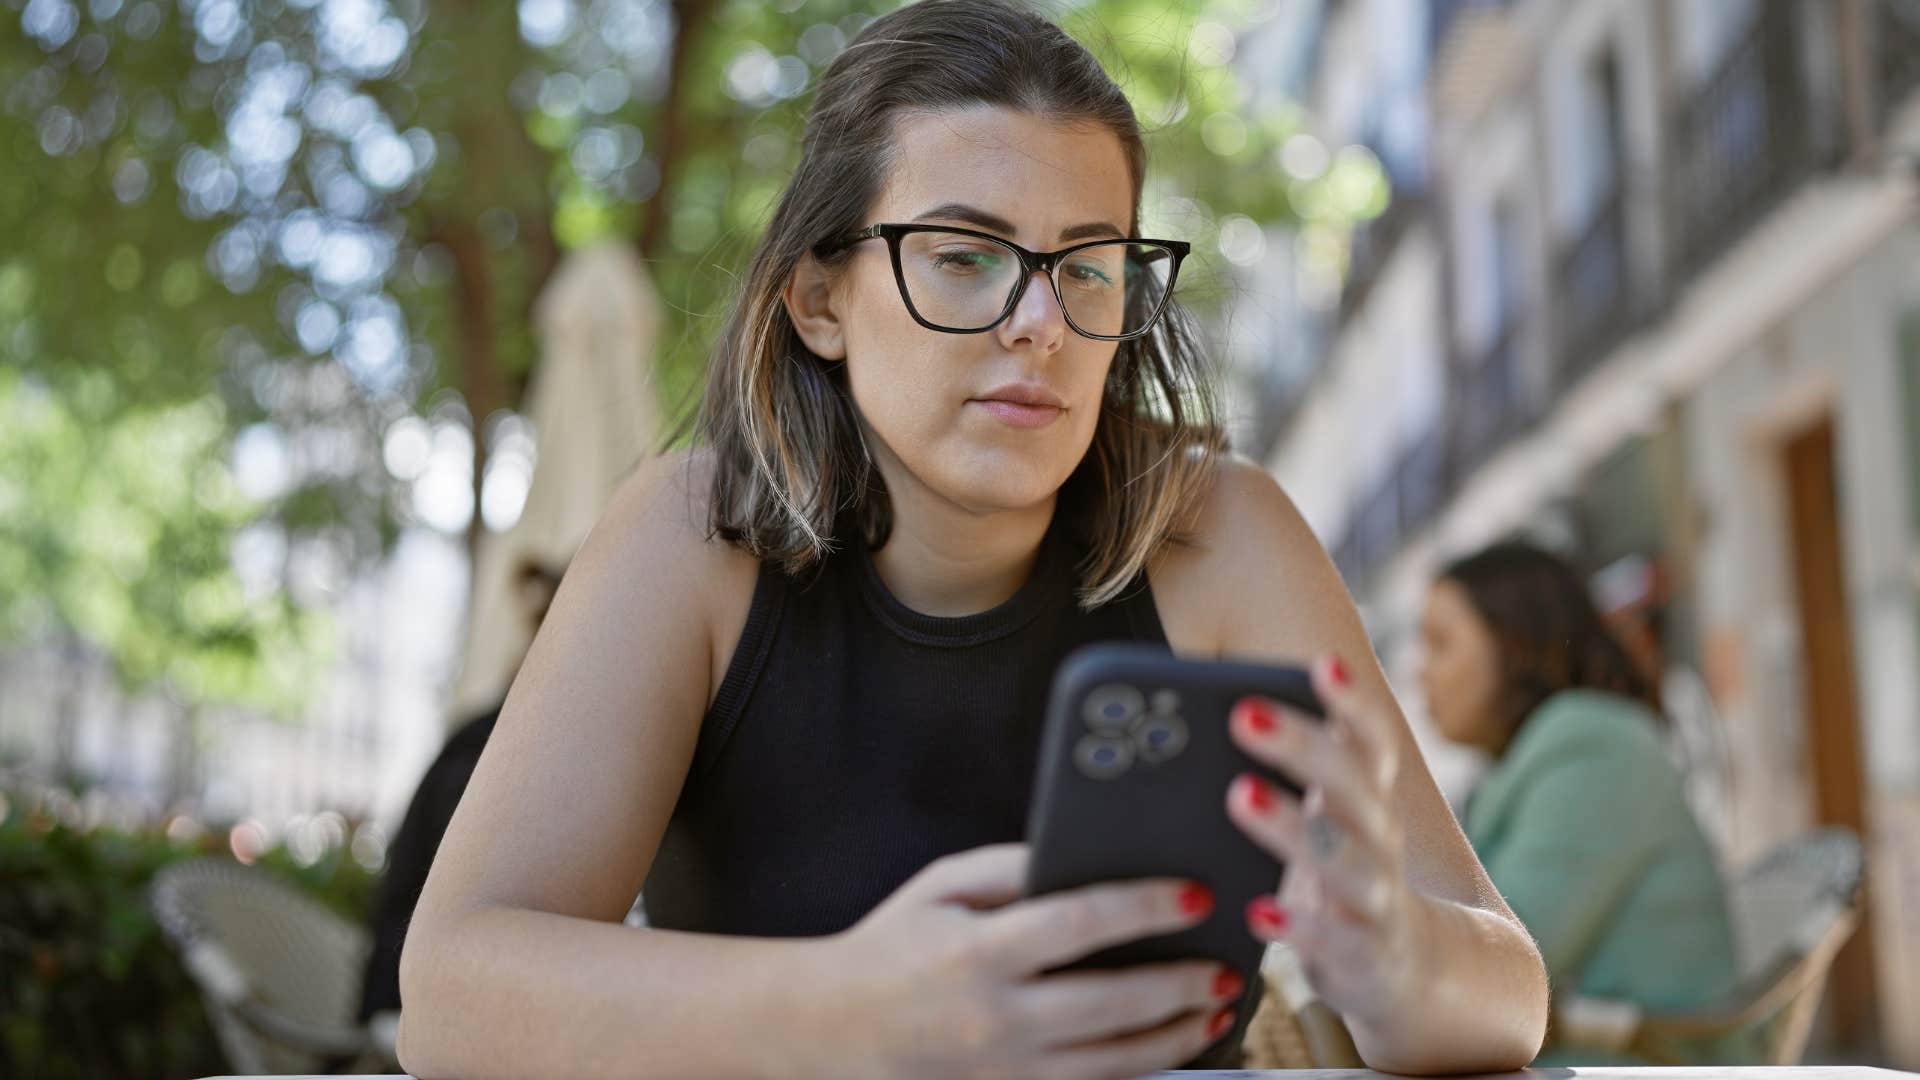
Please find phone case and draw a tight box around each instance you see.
[1023,642,1324,1064]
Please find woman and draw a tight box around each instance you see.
[1417,541,1749,1065]
[397,3,1548,1076]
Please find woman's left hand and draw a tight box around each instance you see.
[1224,653,1429,1024]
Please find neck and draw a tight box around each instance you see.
[866,451,1056,619]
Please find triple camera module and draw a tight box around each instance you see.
[1072,683,1189,779]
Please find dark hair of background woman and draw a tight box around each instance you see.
[1439,541,1661,753]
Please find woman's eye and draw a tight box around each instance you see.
[932,250,1003,273]
[1064,262,1116,288]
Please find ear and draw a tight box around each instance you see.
[782,252,848,361]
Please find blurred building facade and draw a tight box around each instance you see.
[1264,0,1920,1063]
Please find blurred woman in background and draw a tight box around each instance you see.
[1417,541,1753,1065]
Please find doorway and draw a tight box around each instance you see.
[1781,416,1880,1054]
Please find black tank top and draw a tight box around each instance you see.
[643,508,1168,936]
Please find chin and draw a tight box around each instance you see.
[933,452,1074,515]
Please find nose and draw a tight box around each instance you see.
[996,270,1068,354]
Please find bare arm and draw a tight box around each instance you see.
[396,452,816,1078]
[1151,458,1548,1074]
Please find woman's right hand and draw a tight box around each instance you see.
[806,843,1245,1080]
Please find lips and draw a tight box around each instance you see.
[975,382,1066,409]
[970,382,1066,430]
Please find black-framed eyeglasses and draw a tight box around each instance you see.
[815,223,1189,342]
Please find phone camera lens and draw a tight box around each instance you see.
[1074,733,1134,779]
[1134,714,1189,763]
[1083,684,1145,733]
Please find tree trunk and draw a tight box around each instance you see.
[445,223,509,557]
[638,0,721,256]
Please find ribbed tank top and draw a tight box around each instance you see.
[643,508,1169,936]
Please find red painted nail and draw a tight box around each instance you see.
[1177,882,1215,918]
[1236,698,1279,735]
[1327,655,1350,689]
[1236,773,1275,812]
[1207,1008,1236,1040]
[1246,894,1290,938]
[1212,969,1245,1000]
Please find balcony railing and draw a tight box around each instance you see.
[1340,192,1427,320]
[1331,424,1450,589]
[1343,463,1400,588]
[1550,190,1633,393]
[1427,0,1513,61]
[1447,318,1527,480]
[1667,3,1834,282]
[1877,0,1920,124]
[1397,423,1449,541]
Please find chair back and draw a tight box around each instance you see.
[1725,827,1865,1063]
[151,857,371,1074]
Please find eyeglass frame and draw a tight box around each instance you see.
[813,223,1191,342]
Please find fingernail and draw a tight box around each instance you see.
[1207,1008,1236,1040]
[1211,969,1245,1000]
[1235,698,1280,735]
[1246,895,1290,938]
[1178,882,1215,918]
[1326,655,1350,689]
[1235,772,1275,813]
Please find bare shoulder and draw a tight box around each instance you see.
[593,447,750,572]
[413,448,759,922]
[1148,455,1360,662]
[567,446,761,703]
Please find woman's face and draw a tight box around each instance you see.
[829,105,1136,516]
[1416,578,1506,752]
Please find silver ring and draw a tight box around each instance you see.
[1306,814,1344,861]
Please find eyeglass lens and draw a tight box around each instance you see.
[895,231,1174,338]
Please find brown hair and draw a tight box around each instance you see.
[691,0,1222,607]
[1440,541,1661,753]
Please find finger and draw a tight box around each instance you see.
[1250,902,1401,1018]
[1228,776,1395,924]
[897,843,1030,909]
[1229,699,1391,847]
[1014,960,1239,1047]
[1041,1004,1232,1080]
[979,877,1212,973]
[1313,653,1401,791]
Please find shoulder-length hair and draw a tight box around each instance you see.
[1439,541,1662,750]
[691,0,1223,608]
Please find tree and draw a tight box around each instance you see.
[2,0,1383,721]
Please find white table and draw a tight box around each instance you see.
[198,1060,1920,1068]
[197,1069,1917,1079]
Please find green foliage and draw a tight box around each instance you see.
[0,793,378,1080]
[0,368,327,712]
[1,0,1384,709]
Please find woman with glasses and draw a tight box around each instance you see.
[398,2,1549,1077]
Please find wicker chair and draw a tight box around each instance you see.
[1243,827,1866,1069]
[151,856,398,1075]
[1553,827,1866,1064]
[1243,943,1365,1069]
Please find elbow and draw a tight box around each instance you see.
[1463,927,1550,1074]
[394,1011,438,1080]
[1354,905,1548,1075]
[394,910,463,1079]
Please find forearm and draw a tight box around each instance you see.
[1345,892,1548,1075]
[398,906,833,1080]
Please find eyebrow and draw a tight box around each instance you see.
[911,203,1127,243]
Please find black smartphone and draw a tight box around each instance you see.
[1023,642,1324,1064]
